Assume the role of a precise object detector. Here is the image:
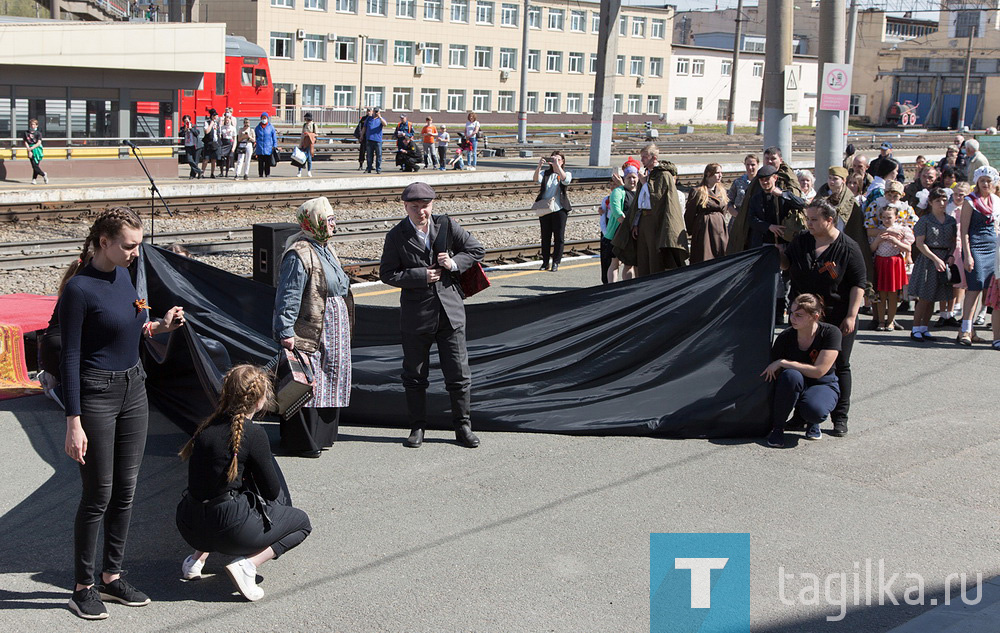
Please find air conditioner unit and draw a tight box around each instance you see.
[327,33,337,41]
[415,42,425,52]
[500,70,510,81]
[296,29,307,39]
[637,76,645,86]
[414,65,424,76]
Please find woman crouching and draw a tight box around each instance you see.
[761,294,841,448]
[175,365,311,601]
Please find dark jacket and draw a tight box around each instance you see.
[379,215,485,334]
[535,168,572,212]
[181,124,203,149]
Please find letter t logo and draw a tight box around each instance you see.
[674,558,729,608]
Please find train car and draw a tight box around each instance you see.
[178,35,275,123]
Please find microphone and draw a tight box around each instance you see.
[122,139,136,148]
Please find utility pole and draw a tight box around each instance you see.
[814,0,846,180]
[957,19,975,130]
[845,0,858,65]
[725,0,744,135]
[516,0,530,144]
[762,0,792,159]
[359,34,368,112]
[589,0,621,166]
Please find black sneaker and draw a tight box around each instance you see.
[766,429,786,448]
[830,421,848,437]
[68,586,108,620]
[98,577,150,607]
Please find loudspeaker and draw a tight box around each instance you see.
[253,222,299,286]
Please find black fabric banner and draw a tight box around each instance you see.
[137,244,778,438]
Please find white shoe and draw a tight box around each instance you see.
[468,166,476,171]
[307,171,312,177]
[296,170,302,177]
[31,179,37,185]
[43,174,49,184]
[181,555,205,580]
[225,558,263,601]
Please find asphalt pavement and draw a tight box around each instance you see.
[2,256,999,632]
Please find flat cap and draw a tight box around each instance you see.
[828,166,849,179]
[401,182,437,201]
[756,164,778,179]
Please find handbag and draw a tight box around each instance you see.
[270,147,280,167]
[264,347,314,419]
[433,216,491,299]
[291,146,307,167]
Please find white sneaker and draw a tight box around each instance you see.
[307,171,312,177]
[43,174,49,184]
[468,166,477,171]
[225,558,263,601]
[181,555,205,580]
[31,179,37,185]
[296,170,302,177]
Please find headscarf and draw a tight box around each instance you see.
[622,157,641,176]
[296,197,336,244]
[973,166,1000,185]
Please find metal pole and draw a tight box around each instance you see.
[516,0,530,144]
[589,0,621,166]
[845,0,858,65]
[762,0,792,159]
[957,25,974,130]
[359,34,367,111]
[815,0,846,180]
[725,0,744,136]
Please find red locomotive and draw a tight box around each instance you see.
[179,35,275,123]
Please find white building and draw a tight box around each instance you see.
[666,45,818,128]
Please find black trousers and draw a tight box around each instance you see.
[438,146,447,167]
[830,326,856,426]
[600,236,614,284]
[401,311,471,427]
[29,156,45,179]
[539,209,569,267]
[280,407,340,453]
[74,364,148,585]
[257,155,272,177]
[184,145,202,176]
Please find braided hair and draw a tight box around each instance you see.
[73,207,143,275]
[179,364,274,482]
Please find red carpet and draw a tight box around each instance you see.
[0,293,55,400]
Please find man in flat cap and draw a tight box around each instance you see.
[379,182,486,448]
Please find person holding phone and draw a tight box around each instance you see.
[532,151,573,272]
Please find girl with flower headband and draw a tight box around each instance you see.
[957,166,999,346]
[61,207,185,619]
[272,197,354,457]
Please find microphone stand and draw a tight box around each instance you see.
[123,140,173,245]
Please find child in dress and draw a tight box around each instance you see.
[870,206,915,330]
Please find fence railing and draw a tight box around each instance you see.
[273,105,363,127]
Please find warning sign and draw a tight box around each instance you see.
[820,63,853,111]
[783,65,801,114]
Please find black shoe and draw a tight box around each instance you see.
[539,263,550,271]
[455,424,480,448]
[766,429,785,448]
[297,449,322,458]
[551,263,559,272]
[68,586,108,620]
[98,577,150,607]
[404,428,424,448]
[897,300,911,314]
[910,331,926,341]
[830,421,848,437]
[922,331,936,341]
[859,306,873,316]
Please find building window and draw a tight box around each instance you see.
[501,2,518,26]
[451,0,468,22]
[651,18,664,39]
[333,37,355,62]
[627,94,641,114]
[527,91,538,113]
[302,84,325,105]
[270,32,293,59]
[955,9,981,38]
[497,91,514,112]
[548,8,564,30]
[589,53,597,74]
[647,95,661,115]
[566,93,582,113]
[676,58,689,75]
[447,89,466,111]
[692,59,705,76]
[476,0,494,24]
[674,96,687,111]
[616,55,625,76]
[630,56,644,76]
[568,52,584,74]
[752,62,763,77]
[499,47,517,70]
[632,16,645,37]
[546,50,562,73]
[527,4,540,28]
[303,35,327,61]
[474,46,492,69]
[424,0,441,19]
[363,86,384,108]
[591,12,599,33]
[365,39,386,63]
[618,15,627,36]
[395,41,414,65]
[366,0,385,14]
[392,87,412,110]
[449,44,468,67]
[420,88,440,111]
[721,60,732,76]
[717,99,729,120]
[849,94,867,116]
[749,100,761,120]
[527,49,540,71]
[335,0,356,12]
[423,43,441,66]
[304,0,327,10]
[544,91,560,113]
[696,97,703,109]
[649,57,663,77]
[613,94,622,114]
[334,85,357,107]
[396,0,414,17]
[272,0,293,7]
[570,10,585,32]
[473,89,491,111]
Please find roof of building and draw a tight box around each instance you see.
[226,35,267,58]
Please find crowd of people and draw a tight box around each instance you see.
[352,108,483,174]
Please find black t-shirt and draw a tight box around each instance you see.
[770,321,842,378]
[784,232,867,325]
[23,129,42,145]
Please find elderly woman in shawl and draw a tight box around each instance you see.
[273,197,354,458]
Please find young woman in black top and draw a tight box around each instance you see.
[762,294,842,448]
[176,365,312,602]
[62,208,185,620]
[781,199,866,438]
